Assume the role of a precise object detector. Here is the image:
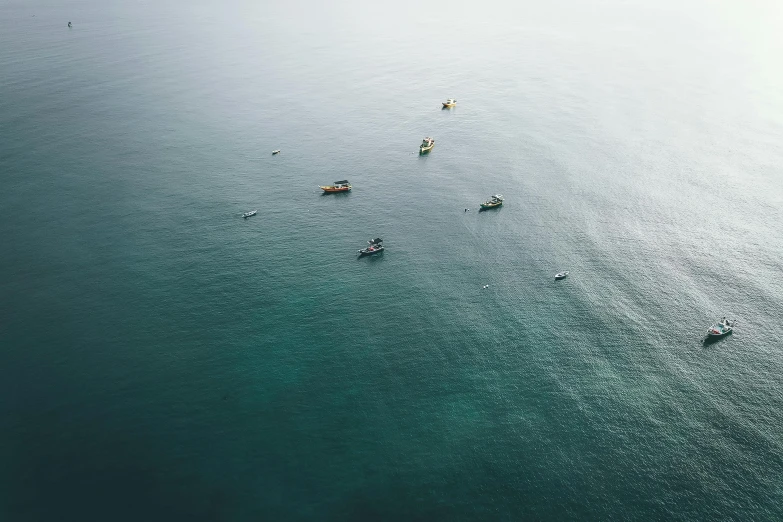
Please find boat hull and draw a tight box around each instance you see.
[479,203,502,210]
[420,145,434,153]
[358,248,384,257]
[442,103,455,108]
[320,186,351,193]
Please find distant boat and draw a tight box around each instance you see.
[272,149,280,155]
[554,271,569,280]
[67,21,72,28]
[479,194,503,210]
[320,180,352,193]
[358,238,384,257]
[442,98,456,108]
[419,137,435,153]
[242,210,257,218]
[706,318,734,339]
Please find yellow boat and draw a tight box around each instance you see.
[442,98,456,108]
[420,137,435,153]
[320,180,351,193]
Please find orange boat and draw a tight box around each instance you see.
[320,180,352,193]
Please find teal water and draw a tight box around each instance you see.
[2,1,783,520]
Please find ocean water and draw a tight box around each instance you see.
[2,0,783,520]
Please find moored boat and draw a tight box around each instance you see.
[243,210,257,218]
[555,271,569,280]
[706,318,734,339]
[272,149,280,155]
[442,98,456,108]
[320,180,352,193]
[479,194,503,210]
[358,238,384,256]
[420,137,435,153]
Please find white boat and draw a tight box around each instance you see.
[358,238,384,256]
[419,137,435,153]
[554,271,569,280]
[442,98,456,108]
[707,318,733,338]
[243,210,257,218]
[272,149,280,155]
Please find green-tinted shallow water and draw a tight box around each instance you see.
[2,1,783,520]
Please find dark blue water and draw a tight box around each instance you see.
[2,1,783,519]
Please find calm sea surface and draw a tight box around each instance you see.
[2,0,783,520]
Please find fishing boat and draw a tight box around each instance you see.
[555,271,569,280]
[420,137,435,153]
[242,210,257,218]
[272,149,280,155]
[442,98,456,108]
[320,180,352,193]
[479,194,503,210]
[706,318,734,339]
[358,238,384,257]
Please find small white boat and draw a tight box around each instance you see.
[358,238,384,256]
[554,271,569,280]
[707,318,734,339]
[419,137,435,153]
[272,149,280,155]
[442,98,456,108]
[243,210,257,218]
